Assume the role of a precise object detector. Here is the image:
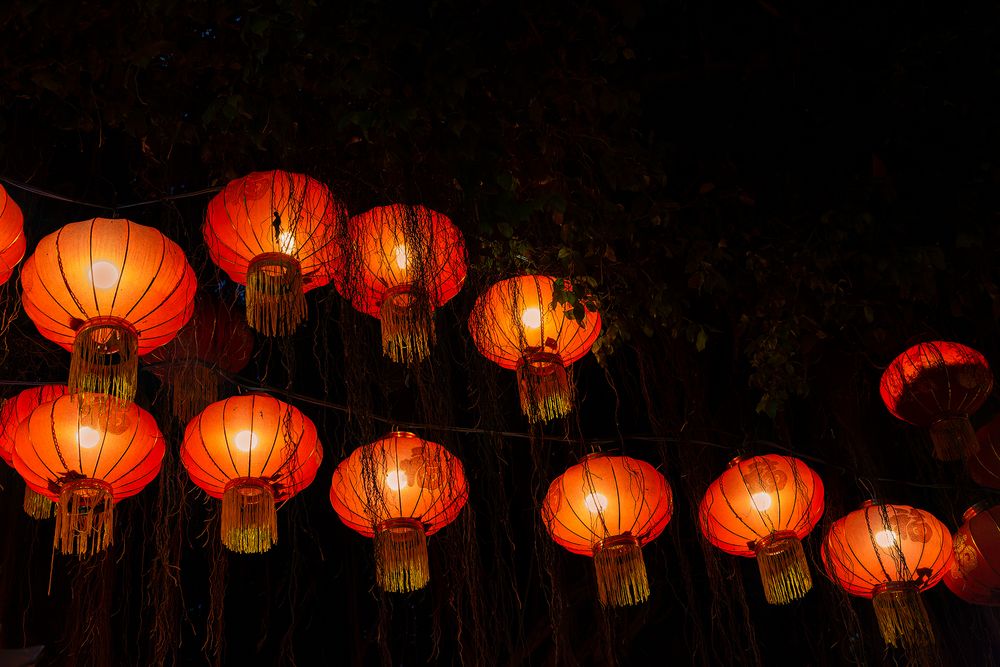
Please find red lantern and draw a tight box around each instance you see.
[541,454,673,607]
[13,394,165,556]
[699,455,824,604]
[142,294,254,423]
[331,205,467,364]
[468,275,601,422]
[944,504,1000,606]
[203,171,346,336]
[180,394,323,553]
[20,218,197,403]
[0,385,69,518]
[330,432,468,592]
[822,501,952,650]
[880,341,993,460]
[0,184,26,284]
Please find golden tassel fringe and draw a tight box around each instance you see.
[593,534,650,607]
[872,582,934,650]
[246,253,307,337]
[929,415,977,461]
[374,518,429,593]
[379,287,435,365]
[754,533,813,605]
[23,486,54,520]
[69,318,138,404]
[55,479,114,557]
[167,363,220,424]
[221,478,277,554]
[517,353,573,423]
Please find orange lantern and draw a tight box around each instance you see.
[0,385,69,518]
[468,275,601,423]
[699,455,824,605]
[329,432,468,592]
[822,501,952,650]
[180,394,323,554]
[880,341,993,460]
[20,218,197,404]
[967,415,1000,489]
[203,170,345,337]
[12,394,165,556]
[944,503,1000,606]
[541,453,673,607]
[142,294,254,423]
[0,183,26,284]
[331,205,467,364]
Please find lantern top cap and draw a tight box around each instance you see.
[385,430,419,440]
[727,455,745,468]
[963,501,991,521]
[860,499,882,509]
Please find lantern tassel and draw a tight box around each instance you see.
[517,353,574,423]
[374,518,430,593]
[593,534,650,607]
[379,286,435,364]
[872,582,935,650]
[221,478,277,554]
[754,533,813,605]
[23,486,54,520]
[929,415,977,461]
[55,479,114,557]
[166,363,220,424]
[246,253,307,337]
[69,318,138,404]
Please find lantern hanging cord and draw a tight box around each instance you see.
[0,176,221,212]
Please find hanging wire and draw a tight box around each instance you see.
[0,176,221,212]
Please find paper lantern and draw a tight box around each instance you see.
[20,218,197,404]
[0,385,70,518]
[469,275,601,423]
[142,294,254,423]
[822,501,952,650]
[329,432,468,592]
[12,394,165,556]
[699,455,824,605]
[331,205,466,364]
[0,184,26,284]
[180,394,323,553]
[203,170,345,337]
[944,503,1000,606]
[967,415,1000,489]
[880,341,993,460]
[541,453,672,607]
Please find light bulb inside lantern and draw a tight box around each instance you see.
[750,492,773,512]
[521,307,542,329]
[77,426,102,449]
[89,261,121,289]
[385,469,408,491]
[278,231,297,255]
[392,244,409,270]
[583,492,609,514]
[874,529,899,549]
[233,430,260,453]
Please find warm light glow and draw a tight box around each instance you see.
[750,492,773,512]
[89,261,121,289]
[77,426,102,449]
[385,469,408,491]
[233,430,260,453]
[278,231,297,255]
[875,529,899,549]
[521,307,542,329]
[584,492,609,514]
[392,244,409,270]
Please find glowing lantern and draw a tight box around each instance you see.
[20,218,197,404]
[142,294,254,423]
[468,275,601,423]
[541,453,672,607]
[944,503,1000,606]
[329,432,468,592]
[880,341,993,460]
[180,394,323,554]
[822,501,952,650]
[332,205,467,364]
[0,385,69,518]
[203,170,345,337]
[0,184,26,284]
[699,455,824,605]
[12,394,165,556]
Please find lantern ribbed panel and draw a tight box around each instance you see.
[143,294,254,377]
[969,416,1000,488]
[0,184,26,284]
[0,385,70,466]
[944,504,1000,606]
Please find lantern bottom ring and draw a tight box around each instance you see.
[379,284,435,365]
[246,252,306,337]
[56,478,115,557]
[516,352,573,423]
[374,518,429,593]
[70,316,139,404]
[221,477,278,554]
[592,533,650,608]
[872,581,934,649]
[753,531,813,605]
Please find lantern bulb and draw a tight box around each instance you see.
[874,529,899,549]
[521,307,542,329]
[77,426,102,449]
[385,469,408,491]
[750,492,773,512]
[233,430,260,453]
[584,492,609,514]
[278,231,296,255]
[392,244,409,270]
[89,261,121,289]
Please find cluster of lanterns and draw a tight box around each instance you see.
[2,175,1000,657]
